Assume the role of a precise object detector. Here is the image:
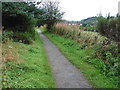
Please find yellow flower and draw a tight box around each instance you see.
[4,78,7,81]
[3,76,7,79]
[2,82,6,85]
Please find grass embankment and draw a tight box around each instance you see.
[2,32,55,88]
[44,32,117,88]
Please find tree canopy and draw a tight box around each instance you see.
[2,0,64,31]
[39,0,64,30]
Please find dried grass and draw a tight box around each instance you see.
[2,41,23,64]
[52,22,108,47]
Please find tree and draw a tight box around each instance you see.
[2,2,44,32]
[2,1,45,43]
[42,0,64,30]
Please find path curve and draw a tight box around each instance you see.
[38,30,92,88]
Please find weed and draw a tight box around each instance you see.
[2,32,55,88]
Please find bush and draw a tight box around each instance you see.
[97,15,120,42]
[2,30,34,44]
[2,31,13,43]
[3,14,36,33]
[13,32,34,44]
[2,2,37,42]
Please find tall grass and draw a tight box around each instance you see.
[52,22,108,47]
[51,22,119,87]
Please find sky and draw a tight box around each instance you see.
[57,0,120,21]
[2,0,119,21]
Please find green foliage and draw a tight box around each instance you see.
[97,15,120,42]
[2,2,36,32]
[2,1,64,40]
[94,40,120,86]
[2,32,55,88]
[36,17,45,27]
[13,32,34,44]
[82,24,96,31]
[2,2,43,19]
[2,31,13,43]
[42,0,64,30]
[2,2,29,17]
[80,17,97,24]
[2,31,35,44]
[2,2,43,42]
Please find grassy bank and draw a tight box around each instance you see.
[2,32,55,88]
[47,22,119,87]
[44,32,118,88]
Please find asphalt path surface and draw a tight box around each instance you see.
[38,30,92,88]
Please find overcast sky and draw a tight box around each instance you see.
[2,0,120,21]
[57,0,120,21]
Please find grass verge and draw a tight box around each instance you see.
[2,32,55,88]
[44,32,117,88]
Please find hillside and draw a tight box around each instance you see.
[66,17,97,25]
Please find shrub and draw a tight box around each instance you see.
[2,31,13,43]
[97,15,120,42]
[2,30,34,44]
[13,32,34,44]
[2,2,38,41]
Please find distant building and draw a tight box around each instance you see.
[68,23,78,26]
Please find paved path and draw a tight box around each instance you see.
[38,30,92,88]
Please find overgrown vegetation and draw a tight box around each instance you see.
[2,1,64,43]
[2,32,55,88]
[2,2,37,43]
[2,1,62,88]
[2,0,119,88]
[44,32,118,88]
[97,15,120,42]
[46,15,120,87]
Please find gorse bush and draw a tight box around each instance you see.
[50,22,119,87]
[97,15,120,42]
